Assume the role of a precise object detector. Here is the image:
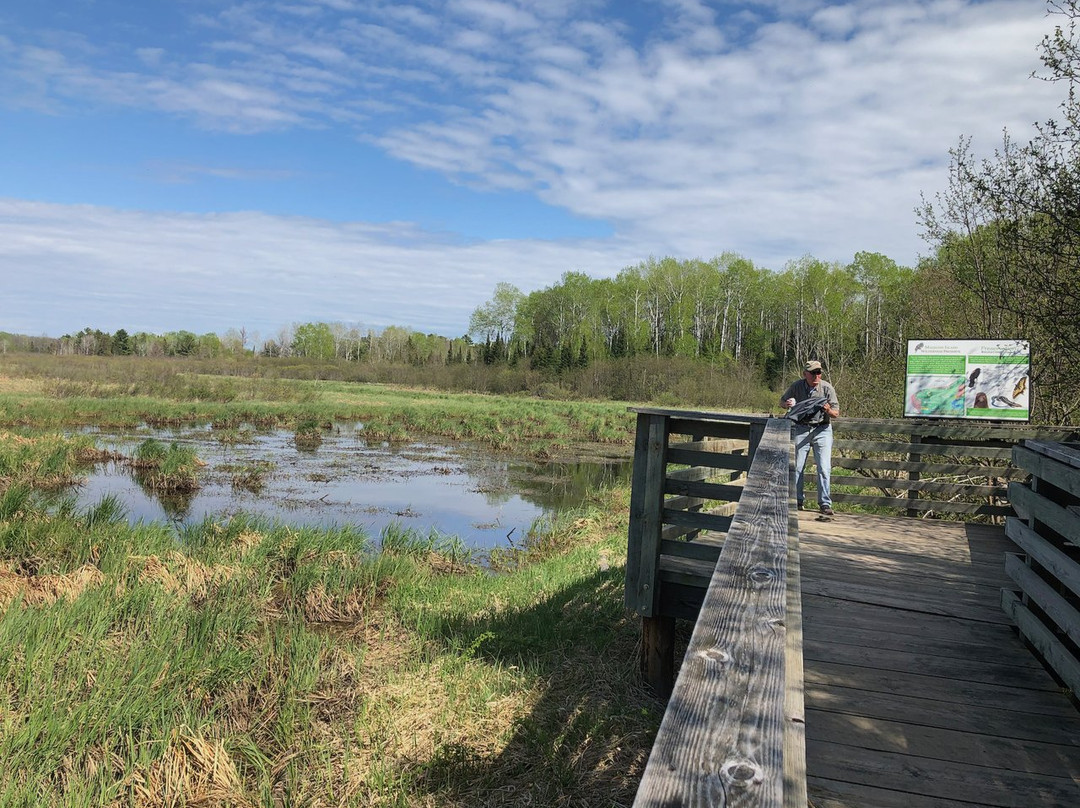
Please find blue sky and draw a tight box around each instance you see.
[0,0,1062,342]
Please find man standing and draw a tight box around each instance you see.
[780,360,841,515]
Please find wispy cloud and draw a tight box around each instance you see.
[0,198,644,338]
[0,0,1066,338]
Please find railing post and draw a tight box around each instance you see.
[626,412,672,693]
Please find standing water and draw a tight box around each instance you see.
[69,423,632,551]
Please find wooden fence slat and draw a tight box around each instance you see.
[830,474,1006,498]
[667,447,753,472]
[830,492,1012,516]
[834,438,1015,459]
[1005,553,1080,648]
[662,508,736,533]
[1002,589,1080,696]
[1005,517,1080,599]
[1009,481,1080,542]
[1014,445,1080,499]
[665,477,745,502]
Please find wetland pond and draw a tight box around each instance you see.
[70,422,633,552]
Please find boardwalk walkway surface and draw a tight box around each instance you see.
[799,512,1080,808]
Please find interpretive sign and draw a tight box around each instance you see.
[905,339,1030,421]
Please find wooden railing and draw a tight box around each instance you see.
[1003,440,1080,693]
[630,416,805,808]
[826,419,1079,518]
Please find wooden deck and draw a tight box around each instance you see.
[799,511,1080,807]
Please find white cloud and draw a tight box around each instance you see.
[0,0,1070,339]
[0,199,645,337]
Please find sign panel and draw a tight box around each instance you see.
[905,339,1030,421]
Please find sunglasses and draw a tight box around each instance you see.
[808,369,822,375]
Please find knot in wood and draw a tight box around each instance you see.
[700,646,731,665]
[720,758,763,788]
[747,566,775,585]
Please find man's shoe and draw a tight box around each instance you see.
[797,502,805,511]
[820,506,834,516]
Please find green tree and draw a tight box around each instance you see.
[919,0,1080,422]
[291,322,335,360]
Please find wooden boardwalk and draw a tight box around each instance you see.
[799,511,1080,807]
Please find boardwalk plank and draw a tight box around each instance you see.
[806,710,1080,777]
[806,738,1080,807]
[804,683,1080,745]
[802,637,1058,690]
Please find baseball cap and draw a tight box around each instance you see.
[804,360,823,372]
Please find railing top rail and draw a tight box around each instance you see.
[633,418,801,807]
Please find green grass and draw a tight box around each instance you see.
[0,480,660,806]
[0,356,641,460]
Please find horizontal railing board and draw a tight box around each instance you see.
[1005,517,1080,599]
[833,419,1080,442]
[668,438,747,453]
[664,477,745,502]
[662,508,735,533]
[1024,440,1080,469]
[1002,589,1080,698]
[1014,445,1080,500]
[834,438,1015,460]
[660,538,724,564]
[1009,481,1080,543]
[634,419,794,807]
[663,494,706,513]
[1005,553,1080,649]
[661,523,702,543]
[829,474,1006,498]
[667,466,712,482]
[829,491,1013,516]
[666,447,752,471]
[669,419,757,441]
[658,555,716,589]
[830,457,1023,477]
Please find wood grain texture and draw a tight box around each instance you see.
[634,420,797,808]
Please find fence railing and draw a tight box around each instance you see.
[826,419,1079,518]
[630,416,805,808]
[1003,440,1080,693]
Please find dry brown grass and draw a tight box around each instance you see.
[0,561,104,607]
[132,552,243,601]
[119,729,253,808]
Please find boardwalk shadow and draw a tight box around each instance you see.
[405,562,674,807]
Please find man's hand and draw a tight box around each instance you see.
[784,397,796,409]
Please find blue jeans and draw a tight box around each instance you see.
[794,423,833,508]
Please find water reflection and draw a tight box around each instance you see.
[68,423,632,550]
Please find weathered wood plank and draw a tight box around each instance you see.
[1014,443,1080,499]
[783,475,806,808]
[667,447,752,472]
[806,710,1080,778]
[1002,589,1080,696]
[663,508,735,534]
[1024,439,1080,469]
[826,474,1006,497]
[1005,552,1080,648]
[806,738,1080,807]
[804,659,1073,717]
[665,476,745,502]
[828,491,1012,516]
[830,457,1025,477]
[802,635,1059,690]
[1005,516,1080,598]
[834,438,1015,459]
[626,413,669,617]
[804,683,1080,744]
[1009,480,1080,543]
[634,419,794,807]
